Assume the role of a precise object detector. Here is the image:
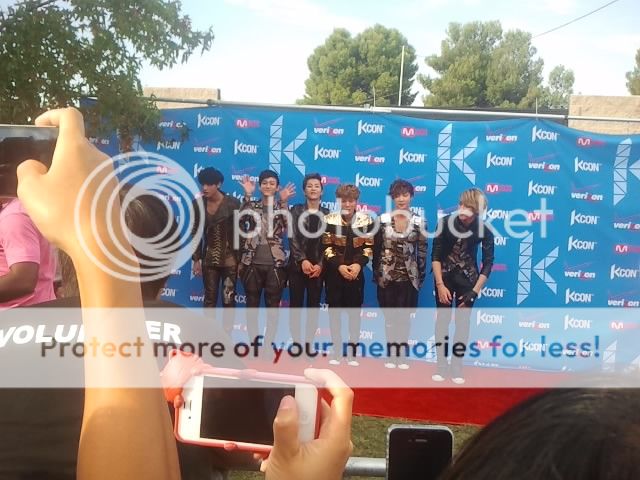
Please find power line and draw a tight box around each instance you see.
[533,0,620,38]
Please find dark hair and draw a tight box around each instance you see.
[197,167,224,186]
[60,185,179,300]
[258,169,279,186]
[389,179,414,198]
[302,173,323,191]
[441,388,640,480]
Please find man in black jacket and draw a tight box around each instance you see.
[431,188,494,384]
[191,167,241,334]
[288,173,329,349]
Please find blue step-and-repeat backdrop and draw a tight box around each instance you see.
[94,105,640,370]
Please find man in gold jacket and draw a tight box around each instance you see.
[323,184,374,366]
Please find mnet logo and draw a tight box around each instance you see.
[614,244,640,254]
[476,310,504,326]
[570,210,599,226]
[485,132,518,143]
[479,287,505,298]
[234,140,258,155]
[321,175,341,185]
[357,120,384,135]
[564,315,592,330]
[531,125,559,142]
[401,126,428,138]
[528,181,557,196]
[568,236,597,252]
[156,140,181,151]
[314,145,341,160]
[486,153,514,168]
[565,288,593,304]
[160,288,177,298]
[399,149,426,164]
[485,183,512,194]
[355,172,382,188]
[574,157,601,173]
[235,119,260,129]
[196,114,221,128]
[610,265,640,280]
[576,137,605,148]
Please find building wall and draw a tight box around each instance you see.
[569,95,640,135]
[142,87,220,109]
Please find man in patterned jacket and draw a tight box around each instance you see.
[237,170,295,349]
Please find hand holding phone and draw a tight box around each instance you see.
[176,369,320,453]
[386,425,453,480]
[260,369,354,480]
[0,125,57,197]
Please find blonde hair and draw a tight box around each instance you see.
[335,184,360,200]
[459,188,488,214]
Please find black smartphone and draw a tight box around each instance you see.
[0,125,57,196]
[386,424,453,480]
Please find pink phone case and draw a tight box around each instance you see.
[173,368,321,453]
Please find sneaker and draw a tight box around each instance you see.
[451,376,466,385]
[431,373,446,382]
[329,359,341,366]
[347,359,360,367]
[384,362,396,369]
[397,363,410,370]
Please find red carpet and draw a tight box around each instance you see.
[352,387,540,426]
[249,356,549,426]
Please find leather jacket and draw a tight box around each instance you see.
[191,194,241,266]
[288,203,330,271]
[431,214,495,278]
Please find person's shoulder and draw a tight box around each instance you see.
[225,194,241,208]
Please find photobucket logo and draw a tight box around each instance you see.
[74,153,203,283]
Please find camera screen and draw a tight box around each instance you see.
[0,126,57,196]
[200,376,295,445]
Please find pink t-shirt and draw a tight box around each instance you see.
[0,199,56,309]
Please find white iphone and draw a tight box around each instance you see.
[176,372,320,453]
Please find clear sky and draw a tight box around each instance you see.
[140,0,639,105]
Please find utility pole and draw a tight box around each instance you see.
[398,45,405,106]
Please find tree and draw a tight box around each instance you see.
[0,0,213,148]
[626,48,640,95]
[421,21,502,108]
[541,65,575,109]
[421,21,554,109]
[300,25,418,106]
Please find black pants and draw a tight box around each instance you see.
[435,269,475,376]
[326,270,364,359]
[203,265,237,334]
[288,268,323,346]
[240,264,287,347]
[378,281,418,362]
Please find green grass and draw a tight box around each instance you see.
[229,414,479,479]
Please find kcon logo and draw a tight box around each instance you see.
[196,114,221,128]
[568,236,597,252]
[314,145,341,160]
[565,288,593,304]
[399,149,426,164]
[531,125,559,142]
[610,265,640,280]
[574,157,601,173]
[476,310,504,325]
[528,181,557,196]
[357,120,384,135]
[234,140,258,155]
[355,173,382,188]
[486,153,513,168]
